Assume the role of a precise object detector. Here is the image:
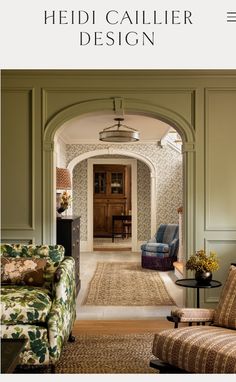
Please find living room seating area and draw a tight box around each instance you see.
[150,264,236,373]
[0,244,76,371]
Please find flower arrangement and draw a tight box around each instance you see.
[186,250,219,273]
[59,191,72,211]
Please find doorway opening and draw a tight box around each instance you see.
[45,97,195,313]
[93,162,132,251]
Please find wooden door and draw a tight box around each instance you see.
[94,202,108,236]
[93,164,131,237]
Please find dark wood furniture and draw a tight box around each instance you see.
[112,215,132,242]
[56,215,81,295]
[1,339,27,373]
[150,359,188,374]
[93,164,131,237]
[175,278,222,308]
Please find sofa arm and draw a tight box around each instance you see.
[171,307,215,323]
[47,257,76,363]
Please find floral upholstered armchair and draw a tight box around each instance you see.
[0,244,76,371]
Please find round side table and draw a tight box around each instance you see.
[175,278,222,308]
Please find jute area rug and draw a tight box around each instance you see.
[83,261,175,306]
[17,333,157,374]
[56,332,157,374]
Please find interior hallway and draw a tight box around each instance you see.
[76,250,184,320]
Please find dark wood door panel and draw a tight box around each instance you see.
[107,202,126,233]
[93,164,131,237]
[94,203,108,236]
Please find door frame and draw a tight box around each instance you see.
[67,148,158,252]
[88,157,137,251]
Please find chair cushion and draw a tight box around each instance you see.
[152,326,236,373]
[171,307,215,322]
[1,257,47,286]
[1,244,65,288]
[0,285,52,325]
[141,243,169,253]
[213,265,236,329]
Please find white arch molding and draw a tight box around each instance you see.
[67,149,157,252]
[43,97,195,303]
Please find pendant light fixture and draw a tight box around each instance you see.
[99,117,140,142]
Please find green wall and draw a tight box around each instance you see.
[2,70,236,307]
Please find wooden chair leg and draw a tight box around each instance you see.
[166,315,180,328]
[51,364,56,373]
[68,332,76,342]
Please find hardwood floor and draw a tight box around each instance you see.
[73,319,175,335]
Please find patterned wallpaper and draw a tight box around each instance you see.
[137,161,151,241]
[66,143,183,241]
[72,160,87,241]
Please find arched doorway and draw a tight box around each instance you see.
[67,149,157,252]
[43,97,195,282]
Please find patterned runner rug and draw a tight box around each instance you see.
[82,262,176,306]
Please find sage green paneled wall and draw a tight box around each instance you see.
[2,70,236,308]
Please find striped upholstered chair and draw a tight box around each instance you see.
[141,224,179,271]
[150,265,236,373]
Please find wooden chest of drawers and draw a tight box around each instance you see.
[56,215,80,295]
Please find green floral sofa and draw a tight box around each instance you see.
[0,244,76,370]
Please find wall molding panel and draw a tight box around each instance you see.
[204,88,236,231]
[2,70,236,308]
[2,87,35,232]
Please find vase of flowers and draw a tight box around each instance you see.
[57,191,72,217]
[186,250,219,285]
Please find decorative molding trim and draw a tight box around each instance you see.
[43,141,55,151]
[2,88,35,231]
[204,88,236,231]
[80,241,89,252]
[182,142,195,152]
[203,238,236,305]
[0,237,34,245]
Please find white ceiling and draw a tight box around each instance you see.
[57,112,174,144]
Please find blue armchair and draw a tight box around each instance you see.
[141,224,179,271]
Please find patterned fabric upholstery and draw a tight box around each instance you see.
[141,243,169,253]
[151,266,236,373]
[2,324,50,365]
[1,258,47,286]
[1,244,65,288]
[0,244,76,366]
[141,224,179,271]
[171,307,215,322]
[213,265,236,329]
[152,326,236,373]
[0,286,52,324]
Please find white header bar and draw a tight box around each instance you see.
[1,0,236,68]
